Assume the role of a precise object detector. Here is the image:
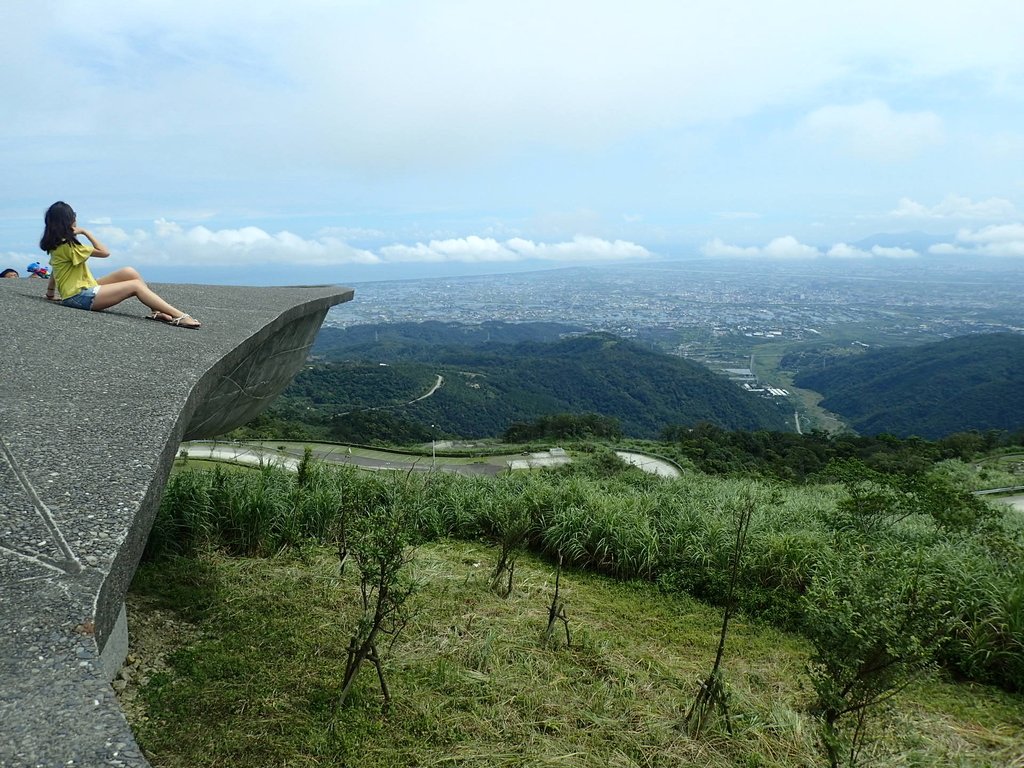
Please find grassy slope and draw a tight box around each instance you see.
[124,543,1024,768]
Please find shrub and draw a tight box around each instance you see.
[149,452,1024,693]
[803,546,951,767]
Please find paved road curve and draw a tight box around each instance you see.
[994,494,1024,512]
[182,443,498,475]
[180,442,681,479]
[614,451,682,479]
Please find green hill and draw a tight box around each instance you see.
[793,332,1024,438]
[312,320,587,360]
[285,325,789,440]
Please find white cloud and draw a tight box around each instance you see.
[956,223,1024,243]
[929,223,1024,257]
[96,225,149,246]
[928,243,965,255]
[764,236,821,259]
[827,243,872,259]
[702,235,820,259]
[800,99,944,160]
[889,195,1018,220]
[5,1,1024,270]
[91,222,650,267]
[702,238,761,258]
[154,219,183,238]
[708,238,919,260]
[380,237,516,264]
[828,243,919,258]
[7,2,1023,175]
[380,235,650,264]
[890,199,930,218]
[102,221,380,267]
[870,245,918,259]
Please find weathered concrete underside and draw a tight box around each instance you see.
[0,280,352,766]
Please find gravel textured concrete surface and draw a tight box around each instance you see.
[0,278,352,767]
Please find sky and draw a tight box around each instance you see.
[3,1,1024,284]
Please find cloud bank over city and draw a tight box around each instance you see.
[931,225,1024,259]
[88,222,652,269]
[3,1,1024,281]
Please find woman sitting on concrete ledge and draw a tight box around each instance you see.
[40,201,201,329]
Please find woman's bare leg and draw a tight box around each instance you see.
[90,278,200,327]
[97,267,142,285]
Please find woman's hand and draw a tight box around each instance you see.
[72,226,111,257]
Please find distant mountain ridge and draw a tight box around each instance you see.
[313,320,587,360]
[793,332,1024,439]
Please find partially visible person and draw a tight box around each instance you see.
[39,201,201,328]
[1,268,18,278]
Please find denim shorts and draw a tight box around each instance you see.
[61,285,101,311]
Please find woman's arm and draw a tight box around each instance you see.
[72,226,110,258]
[45,276,58,300]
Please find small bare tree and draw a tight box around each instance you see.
[544,553,571,648]
[488,497,535,598]
[336,489,419,711]
[684,488,762,737]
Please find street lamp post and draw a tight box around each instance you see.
[431,424,436,470]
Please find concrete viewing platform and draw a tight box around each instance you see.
[0,278,352,766]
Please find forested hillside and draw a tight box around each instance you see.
[793,332,1024,438]
[267,325,789,440]
[286,361,437,411]
[312,320,587,360]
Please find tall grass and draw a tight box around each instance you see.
[149,455,1024,692]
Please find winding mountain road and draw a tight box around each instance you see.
[412,375,444,402]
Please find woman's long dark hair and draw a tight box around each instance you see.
[39,201,79,253]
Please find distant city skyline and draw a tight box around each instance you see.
[324,258,1024,339]
[4,2,1024,285]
